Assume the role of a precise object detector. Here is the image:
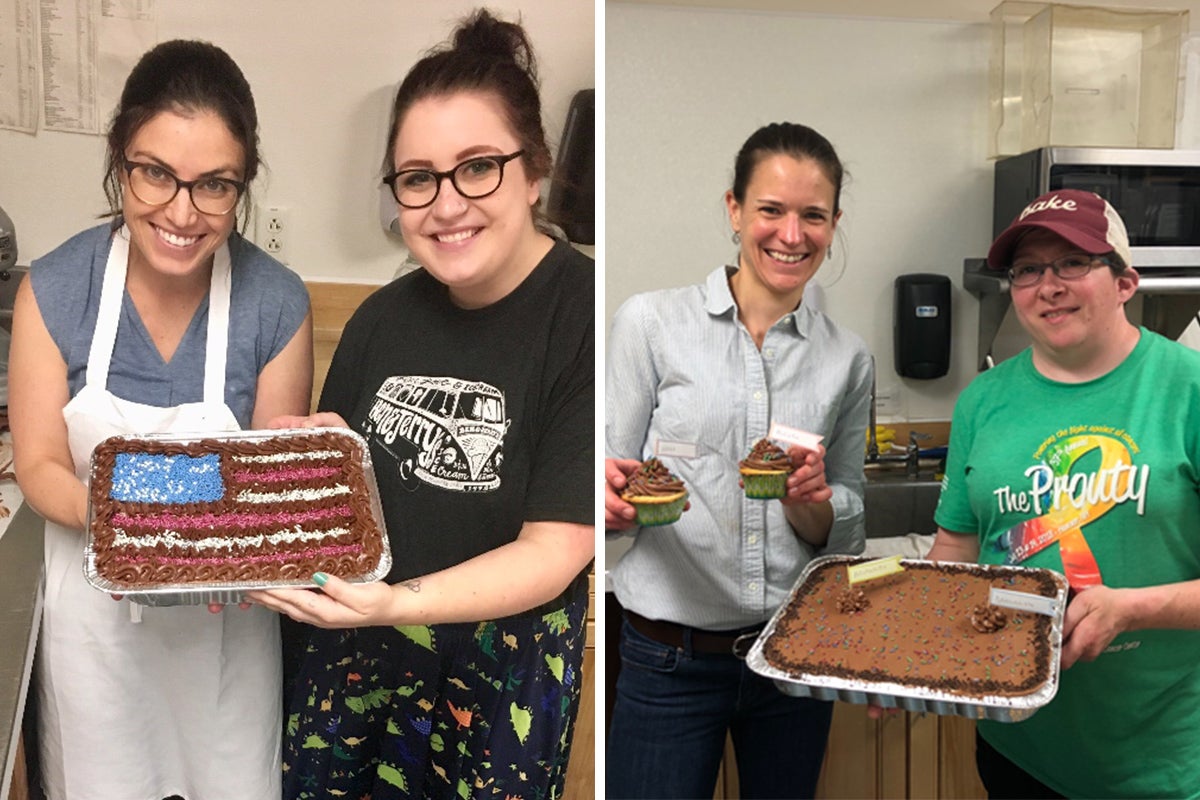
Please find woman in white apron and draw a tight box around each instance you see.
[9,40,312,800]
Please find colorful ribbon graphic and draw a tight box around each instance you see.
[996,434,1146,589]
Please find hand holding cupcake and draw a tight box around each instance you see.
[739,438,792,499]
[620,458,689,526]
[779,443,833,507]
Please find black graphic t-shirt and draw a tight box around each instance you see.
[319,239,594,583]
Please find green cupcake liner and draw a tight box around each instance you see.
[742,472,787,499]
[632,493,688,527]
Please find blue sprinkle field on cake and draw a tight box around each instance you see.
[109,453,224,504]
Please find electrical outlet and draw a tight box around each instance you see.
[258,205,290,263]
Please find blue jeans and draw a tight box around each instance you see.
[606,619,834,799]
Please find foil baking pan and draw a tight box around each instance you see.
[745,554,1067,722]
[84,427,391,607]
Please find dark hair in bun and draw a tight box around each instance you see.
[103,39,260,230]
[383,8,553,227]
[731,122,846,215]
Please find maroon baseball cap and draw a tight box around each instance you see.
[987,189,1132,270]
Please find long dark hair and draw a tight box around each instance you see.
[102,39,261,231]
[383,8,554,232]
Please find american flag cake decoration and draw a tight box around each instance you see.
[86,429,388,590]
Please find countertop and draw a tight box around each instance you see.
[0,445,37,800]
[862,532,935,559]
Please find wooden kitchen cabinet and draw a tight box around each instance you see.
[6,732,29,800]
[713,702,986,800]
[817,703,985,800]
[937,715,988,799]
[307,280,380,413]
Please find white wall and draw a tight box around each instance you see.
[606,3,992,423]
[0,0,595,283]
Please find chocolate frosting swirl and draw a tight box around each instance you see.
[836,586,870,614]
[740,438,790,471]
[621,458,685,499]
[969,603,1009,633]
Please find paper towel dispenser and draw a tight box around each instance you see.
[894,274,951,379]
[546,89,594,245]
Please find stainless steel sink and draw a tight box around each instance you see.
[863,469,942,538]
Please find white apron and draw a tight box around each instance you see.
[36,229,281,800]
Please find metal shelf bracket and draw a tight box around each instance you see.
[962,258,1010,371]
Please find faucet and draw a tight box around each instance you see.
[902,430,930,478]
[865,365,929,478]
[866,357,882,461]
[867,429,928,478]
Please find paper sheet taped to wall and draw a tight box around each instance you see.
[0,0,156,135]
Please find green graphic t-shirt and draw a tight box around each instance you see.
[936,329,1200,799]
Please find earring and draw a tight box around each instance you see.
[827,242,834,257]
[732,231,741,245]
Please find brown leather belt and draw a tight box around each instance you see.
[624,610,763,657]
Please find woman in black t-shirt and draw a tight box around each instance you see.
[249,9,594,799]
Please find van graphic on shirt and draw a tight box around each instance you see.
[362,375,509,492]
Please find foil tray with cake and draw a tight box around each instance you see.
[746,554,1068,721]
[85,427,391,606]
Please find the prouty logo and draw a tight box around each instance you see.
[1019,194,1078,221]
[1020,459,1149,516]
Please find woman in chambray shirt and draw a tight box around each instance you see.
[604,122,871,800]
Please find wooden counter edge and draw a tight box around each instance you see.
[0,504,44,800]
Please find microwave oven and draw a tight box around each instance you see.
[993,147,1200,269]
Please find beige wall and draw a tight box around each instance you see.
[0,0,595,284]
[606,1,1200,424]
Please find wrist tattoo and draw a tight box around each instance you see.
[403,580,421,593]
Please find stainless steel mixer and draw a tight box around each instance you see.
[0,204,13,410]
[0,204,15,270]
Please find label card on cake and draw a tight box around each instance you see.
[989,587,1059,616]
[768,422,824,452]
[655,439,699,459]
[847,555,905,584]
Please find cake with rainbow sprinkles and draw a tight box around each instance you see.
[87,430,387,589]
[761,557,1062,699]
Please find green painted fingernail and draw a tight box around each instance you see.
[312,572,328,587]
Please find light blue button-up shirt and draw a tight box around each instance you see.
[607,265,871,629]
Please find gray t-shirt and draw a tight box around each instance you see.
[32,223,309,427]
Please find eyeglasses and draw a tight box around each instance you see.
[383,150,525,209]
[124,160,246,216]
[1007,253,1113,288]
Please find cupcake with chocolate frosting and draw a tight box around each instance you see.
[739,438,791,499]
[621,458,688,526]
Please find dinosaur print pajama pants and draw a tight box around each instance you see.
[282,583,588,800]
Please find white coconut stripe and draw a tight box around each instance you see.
[231,449,345,464]
[111,526,353,551]
[234,484,351,503]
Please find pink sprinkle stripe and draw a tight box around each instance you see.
[232,465,342,484]
[110,505,353,530]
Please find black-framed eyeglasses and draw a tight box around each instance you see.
[124,160,246,216]
[382,150,525,209]
[1007,253,1114,288]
